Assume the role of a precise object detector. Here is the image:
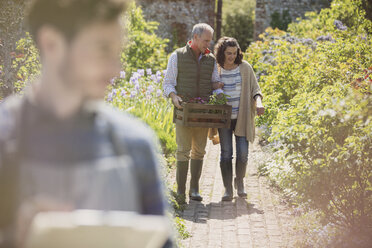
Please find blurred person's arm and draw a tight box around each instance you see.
[126,135,168,215]
[120,122,174,247]
[0,99,18,248]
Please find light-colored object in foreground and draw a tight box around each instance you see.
[25,210,170,248]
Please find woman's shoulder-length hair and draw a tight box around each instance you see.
[214,36,243,67]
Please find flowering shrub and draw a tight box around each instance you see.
[246,0,372,244]
[108,69,176,156]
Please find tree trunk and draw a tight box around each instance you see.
[216,0,223,40]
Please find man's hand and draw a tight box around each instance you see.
[255,95,265,116]
[170,92,183,109]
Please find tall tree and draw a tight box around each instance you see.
[0,0,26,99]
[216,0,222,40]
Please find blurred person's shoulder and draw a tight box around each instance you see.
[0,95,24,142]
[97,103,158,150]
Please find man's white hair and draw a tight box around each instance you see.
[191,23,214,39]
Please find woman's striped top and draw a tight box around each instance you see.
[221,66,242,119]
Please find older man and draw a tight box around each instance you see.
[163,23,221,202]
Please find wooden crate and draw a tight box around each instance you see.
[175,103,232,128]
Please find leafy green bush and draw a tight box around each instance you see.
[222,11,254,51]
[270,85,371,230]
[12,33,41,93]
[270,10,292,31]
[221,0,255,51]
[245,0,372,241]
[121,3,169,79]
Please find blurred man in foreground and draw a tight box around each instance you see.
[0,0,171,247]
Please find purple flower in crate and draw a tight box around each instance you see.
[334,20,347,31]
[120,71,126,79]
[156,89,162,97]
[146,68,152,75]
[137,69,145,77]
[130,91,137,98]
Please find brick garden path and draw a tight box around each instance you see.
[174,138,297,248]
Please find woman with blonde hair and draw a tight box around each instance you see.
[214,37,264,201]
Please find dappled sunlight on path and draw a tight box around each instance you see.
[174,138,297,248]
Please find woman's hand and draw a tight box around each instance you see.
[256,105,265,116]
[254,95,265,116]
[212,82,224,90]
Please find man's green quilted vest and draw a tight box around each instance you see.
[175,45,215,99]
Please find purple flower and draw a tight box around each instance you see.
[135,83,140,91]
[156,70,162,77]
[137,69,145,76]
[359,34,367,40]
[147,85,154,93]
[150,75,157,82]
[334,20,347,31]
[130,91,137,98]
[156,89,162,97]
[316,35,335,43]
[146,68,152,75]
[120,71,126,79]
[110,78,116,85]
[162,70,167,76]
[132,72,139,78]
[120,89,126,97]
[107,92,113,102]
[151,74,161,83]
[302,38,314,45]
[111,89,117,97]
[130,76,139,85]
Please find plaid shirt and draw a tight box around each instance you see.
[0,95,168,218]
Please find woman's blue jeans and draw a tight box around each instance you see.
[218,119,249,164]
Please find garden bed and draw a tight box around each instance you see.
[175,102,232,128]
